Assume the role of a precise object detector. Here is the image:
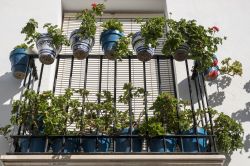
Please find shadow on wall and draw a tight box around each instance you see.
[208,75,232,90]
[244,80,250,93]
[244,134,250,153]
[0,72,23,126]
[178,77,198,104]
[231,102,250,123]
[207,75,232,107]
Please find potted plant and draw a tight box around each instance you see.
[115,83,145,152]
[132,17,166,62]
[162,18,225,72]
[10,90,47,152]
[41,89,81,153]
[100,19,132,60]
[178,108,209,152]
[138,92,179,152]
[9,43,30,79]
[213,112,244,154]
[195,56,243,81]
[72,89,112,152]
[21,18,69,64]
[70,3,105,60]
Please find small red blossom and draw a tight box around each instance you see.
[211,26,219,32]
[91,2,97,8]
[209,70,218,78]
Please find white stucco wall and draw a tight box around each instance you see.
[0,0,62,154]
[0,0,249,165]
[167,0,250,165]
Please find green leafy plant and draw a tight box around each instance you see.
[21,18,69,49]
[112,36,133,61]
[137,17,166,48]
[220,57,243,76]
[162,18,225,71]
[76,3,105,38]
[101,19,123,32]
[14,43,28,49]
[213,112,244,154]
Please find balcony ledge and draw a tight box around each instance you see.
[0,154,225,166]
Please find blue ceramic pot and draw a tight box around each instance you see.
[182,127,207,152]
[70,29,95,60]
[100,29,124,60]
[36,33,61,65]
[51,138,80,153]
[82,137,111,152]
[9,48,29,79]
[132,32,155,62]
[149,137,176,152]
[19,137,46,152]
[115,128,142,152]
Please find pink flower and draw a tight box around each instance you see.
[92,2,97,8]
[211,26,219,32]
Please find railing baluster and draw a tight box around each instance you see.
[128,56,133,152]
[52,56,60,94]
[143,62,149,152]
[185,60,200,152]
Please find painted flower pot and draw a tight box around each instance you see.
[36,33,61,65]
[115,128,142,152]
[174,43,189,61]
[204,66,219,81]
[149,137,176,152]
[100,29,124,60]
[132,32,155,62]
[182,127,207,152]
[51,137,80,153]
[82,137,111,152]
[70,29,95,60]
[9,48,30,79]
[19,137,46,152]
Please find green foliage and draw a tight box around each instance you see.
[0,125,12,136]
[112,36,132,61]
[162,18,225,71]
[213,112,244,154]
[76,3,105,38]
[101,19,123,32]
[150,92,179,133]
[10,89,80,135]
[21,18,69,49]
[139,116,165,136]
[220,57,243,76]
[21,18,39,48]
[14,43,28,49]
[138,17,166,48]
[43,23,70,49]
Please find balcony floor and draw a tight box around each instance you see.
[0,154,225,166]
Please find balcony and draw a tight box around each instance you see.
[0,54,225,166]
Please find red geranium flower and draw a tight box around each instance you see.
[213,59,218,66]
[92,2,97,8]
[211,26,219,32]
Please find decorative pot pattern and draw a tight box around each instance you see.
[9,48,30,79]
[174,43,189,61]
[100,29,124,60]
[36,33,61,65]
[70,29,95,60]
[132,32,155,62]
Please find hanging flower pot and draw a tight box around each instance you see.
[132,32,155,62]
[9,48,30,79]
[204,66,219,81]
[70,29,95,60]
[100,29,124,60]
[149,137,176,152]
[173,43,190,61]
[36,33,62,65]
[82,137,111,152]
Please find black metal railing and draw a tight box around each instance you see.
[9,54,218,154]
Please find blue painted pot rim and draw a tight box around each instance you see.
[100,29,124,42]
[9,48,27,60]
